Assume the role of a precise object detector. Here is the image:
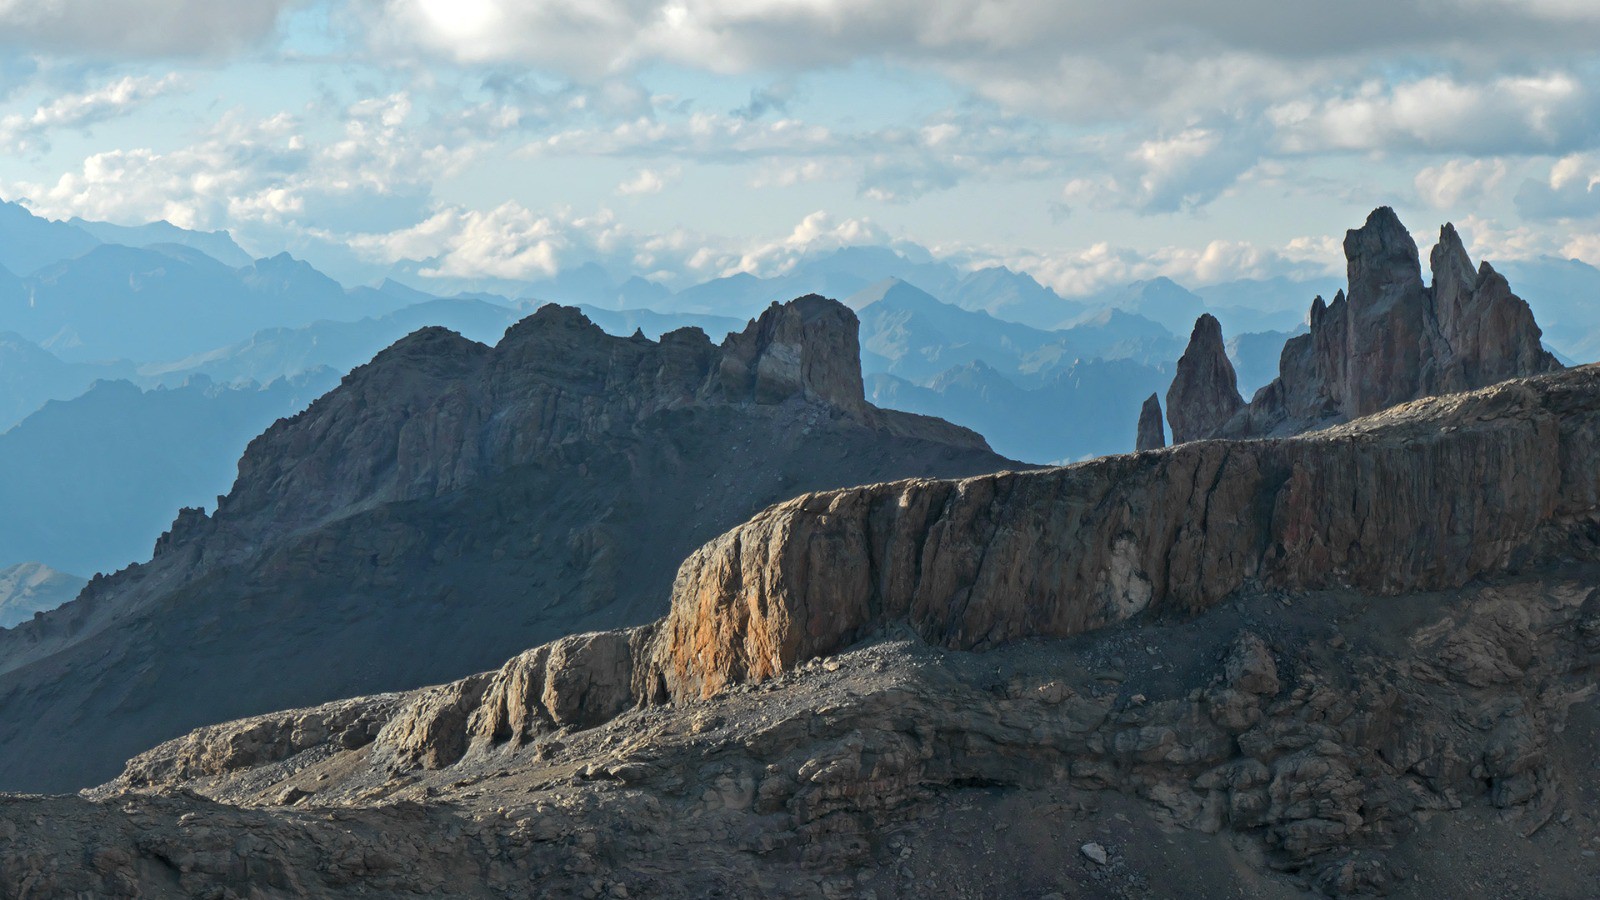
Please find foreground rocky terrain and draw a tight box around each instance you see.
[0,295,1011,793]
[8,364,1600,897]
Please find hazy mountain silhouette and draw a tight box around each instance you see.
[0,371,338,575]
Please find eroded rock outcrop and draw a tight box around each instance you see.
[56,363,1600,898]
[1165,314,1243,444]
[659,365,1600,698]
[1135,392,1166,451]
[1175,208,1562,441]
[78,572,1600,899]
[0,295,1013,793]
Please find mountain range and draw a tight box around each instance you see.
[3,196,1599,603]
[0,297,1012,792]
[2,205,1600,897]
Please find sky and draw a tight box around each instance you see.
[2,0,1600,296]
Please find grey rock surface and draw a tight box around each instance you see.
[1166,313,1244,443]
[1208,208,1561,440]
[0,296,1012,793]
[1135,392,1166,451]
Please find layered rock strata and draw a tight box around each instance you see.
[660,365,1600,697]
[55,572,1600,898]
[15,364,1600,897]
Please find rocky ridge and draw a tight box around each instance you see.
[17,364,1600,897]
[1167,208,1561,442]
[0,295,1012,793]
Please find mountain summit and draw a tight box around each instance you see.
[0,295,1011,792]
[1166,207,1561,441]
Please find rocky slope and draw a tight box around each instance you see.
[0,295,1011,793]
[13,364,1600,897]
[1167,208,1561,442]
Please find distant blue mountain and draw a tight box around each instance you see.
[7,244,405,363]
[68,217,253,267]
[0,201,100,276]
[0,332,132,433]
[141,298,521,387]
[1499,257,1600,364]
[869,356,1173,464]
[0,562,85,629]
[849,278,1179,386]
[1227,326,1309,397]
[0,371,339,575]
[943,266,1087,330]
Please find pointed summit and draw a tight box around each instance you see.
[1135,393,1166,451]
[1198,207,1561,439]
[1165,314,1243,444]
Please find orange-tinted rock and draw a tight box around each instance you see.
[657,365,1600,697]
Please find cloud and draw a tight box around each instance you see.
[0,74,183,152]
[5,93,469,242]
[0,0,297,57]
[1270,73,1599,156]
[1058,125,1263,215]
[731,82,795,120]
[349,202,568,280]
[614,167,677,195]
[1514,154,1600,220]
[371,0,1600,124]
[1414,158,1508,210]
[343,204,902,289]
[988,233,1344,298]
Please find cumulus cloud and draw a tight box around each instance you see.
[1415,158,1508,210]
[1270,73,1600,156]
[342,204,908,289]
[988,234,1343,298]
[614,167,677,195]
[0,0,296,57]
[6,93,469,242]
[1058,125,1263,215]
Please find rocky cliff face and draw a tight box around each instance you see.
[1135,392,1165,451]
[1165,314,1244,443]
[1169,208,1561,441]
[83,577,1598,897]
[0,296,1012,793]
[655,365,1600,698]
[10,365,1600,898]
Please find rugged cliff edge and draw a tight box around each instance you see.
[0,295,1012,792]
[659,365,1599,697]
[20,364,1600,898]
[1166,208,1561,442]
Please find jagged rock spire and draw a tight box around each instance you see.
[1165,314,1244,444]
[1197,207,1561,439]
[1136,393,1166,451]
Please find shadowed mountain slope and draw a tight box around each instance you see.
[0,295,1012,792]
